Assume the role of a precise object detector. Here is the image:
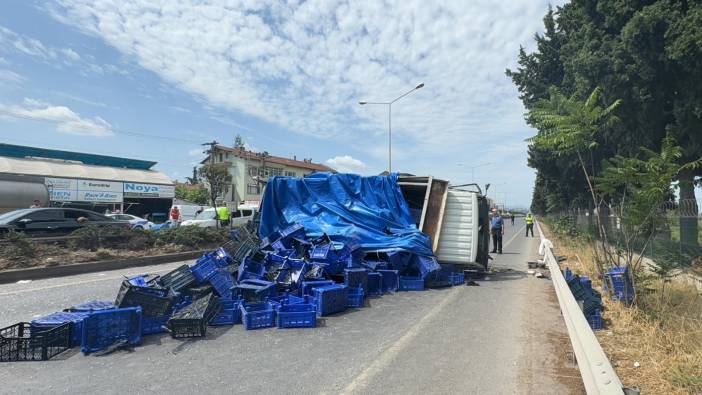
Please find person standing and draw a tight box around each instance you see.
[525,212,535,237]
[217,205,230,227]
[490,208,505,254]
[510,213,515,226]
[170,206,181,227]
[29,199,42,208]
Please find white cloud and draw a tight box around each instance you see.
[326,155,367,174]
[188,148,203,156]
[0,98,113,136]
[50,0,564,205]
[0,69,24,84]
[61,48,81,61]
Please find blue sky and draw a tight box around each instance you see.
[0,0,563,208]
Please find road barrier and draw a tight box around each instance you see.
[536,220,628,395]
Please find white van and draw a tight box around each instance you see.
[171,204,209,222]
[230,204,258,226]
[180,205,258,228]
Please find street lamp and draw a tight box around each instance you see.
[359,83,424,173]
[458,162,492,183]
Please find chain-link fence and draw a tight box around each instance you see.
[547,199,702,271]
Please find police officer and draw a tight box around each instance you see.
[490,208,505,254]
[525,212,535,237]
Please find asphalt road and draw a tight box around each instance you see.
[0,219,583,394]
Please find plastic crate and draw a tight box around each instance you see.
[347,287,365,308]
[168,294,221,338]
[209,305,241,326]
[450,272,465,286]
[115,280,175,317]
[399,276,425,291]
[141,315,170,335]
[579,276,592,291]
[207,269,235,298]
[232,237,260,264]
[237,255,266,282]
[377,269,399,293]
[266,293,305,307]
[367,272,383,296]
[563,267,574,281]
[158,265,197,292]
[277,303,316,328]
[184,284,214,299]
[64,300,115,312]
[1,322,71,362]
[233,279,277,302]
[301,280,334,296]
[312,284,348,316]
[344,268,368,290]
[31,311,90,347]
[587,309,602,330]
[240,302,276,330]
[191,254,220,282]
[81,307,142,354]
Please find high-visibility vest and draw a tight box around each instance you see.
[217,206,230,221]
[525,215,534,225]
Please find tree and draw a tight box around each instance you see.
[197,163,232,223]
[175,184,209,205]
[528,86,622,274]
[185,166,199,185]
[234,134,245,149]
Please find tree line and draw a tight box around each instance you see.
[507,0,702,249]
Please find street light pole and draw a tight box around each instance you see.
[359,83,424,173]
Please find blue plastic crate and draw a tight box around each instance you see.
[301,280,335,296]
[347,287,364,308]
[277,303,317,328]
[81,307,142,354]
[587,309,602,331]
[344,268,368,290]
[312,284,348,316]
[31,311,91,347]
[563,267,574,281]
[399,276,425,291]
[65,300,115,312]
[230,228,240,240]
[579,276,592,291]
[207,269,235,298]
[237,255,267,282]
[191,254,220,282]
[233,279,277,302]
[367,272,383,296]
[240,302,276,330]
[450,272,465,286]
[266,293,305,307]
[209,306,241,326]
[141,315,169,335]
[377,269,399,293]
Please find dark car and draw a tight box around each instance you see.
[0,208,131,237]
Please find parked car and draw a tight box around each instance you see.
[169,204,209,222]
[106,213,154,230]
[179,205,258,228]
[0,208,131,237]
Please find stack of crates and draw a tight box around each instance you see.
[367,272,383,296]
[377,269,399,293]
[31,311,91,347]
[312,284,348,316]
[605,266,633,304]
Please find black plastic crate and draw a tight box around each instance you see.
[158,265,197,292]
[1,322,71,362]
[115,280,175,317]
[168,294,221,338]
[183,284,215,299]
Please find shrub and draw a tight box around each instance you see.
[0,231,35,259]
[154,226,228,249]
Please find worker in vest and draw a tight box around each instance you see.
[525,213,535,237]
[217,206,230,227]
[490,208,504,254]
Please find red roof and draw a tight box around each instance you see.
[202,146,335,173]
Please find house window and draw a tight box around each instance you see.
[248,166,259,176]
[285,171,296,177]
[218,153,223,162]
[225,153,230,160]
[247,184,260,195]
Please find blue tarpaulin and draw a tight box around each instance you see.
[259,173,434,257]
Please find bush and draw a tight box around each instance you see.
[0,231,35,259]
[153,226,228,249]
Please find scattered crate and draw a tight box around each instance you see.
[312,284,348,316]
[115,280,175,317]
[344,268,368,290]
[209,305,241,326]
[449,272,465,286]
[1,322,71,362]
[301,279,335,296]
[31,311,90,347]
[64,300,115,312]
[81,307,142,354]
[347,287,364,308]
[207,269,235,298]
[168,294,221,338]
[399,276,425,291]
[377,269,399,293]
[240,302,276,330]
[158,265,197,293]
[233,279,277,302]
[277,303,316,328]
[191,254,220,282]
[587,309,602,331]
[141,315,170,335]
[367,272,383,296]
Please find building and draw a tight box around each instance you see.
[202,146,335,206]
[0,144,174,217]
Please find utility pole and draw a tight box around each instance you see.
[202,140,219,229]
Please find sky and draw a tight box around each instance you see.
[0,0,565,209]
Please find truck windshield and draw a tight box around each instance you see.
[194,209,216,220]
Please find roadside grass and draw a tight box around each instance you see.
[541,222,702,395]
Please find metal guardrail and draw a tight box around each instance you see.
[536,220,626,395]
